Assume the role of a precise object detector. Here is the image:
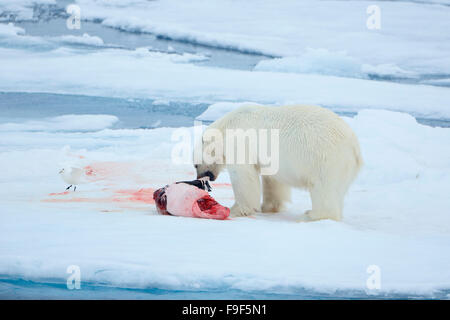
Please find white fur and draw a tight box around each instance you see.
[195,104,363,221]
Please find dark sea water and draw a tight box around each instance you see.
[0,91,209,129]
[1,276,448,300]
[1,92,448,130]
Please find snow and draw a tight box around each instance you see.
[0,108,449,296]
[1,45,450,119]
[75,0,450,79]
[0,23,107,49]
[167,52,209,64]
[0,22,25,36]
[0,114,118,132]
[255,48,365,79]
[361,63,418,80]
[57,33,104,47]
[254,48,421,80]
[0,22,49,49]
[197,102,261,121]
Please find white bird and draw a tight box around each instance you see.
[59,166,84,191]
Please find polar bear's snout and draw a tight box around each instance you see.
[198,170,215,181]
[195,164,218,181]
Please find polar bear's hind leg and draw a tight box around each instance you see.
[304,162,355,222]
[306,181,345,221]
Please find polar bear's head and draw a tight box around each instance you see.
[195,162,224,181]
[193,127,225,181]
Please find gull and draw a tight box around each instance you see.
[59,166,84,191]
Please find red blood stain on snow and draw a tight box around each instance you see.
[66,152,85,159]
[42,197,112,203]
[45,161,158,209]
[113,188,155,204]
[85,167,95,176]
[44,188,154,205]
[48,191,70,196]
[212,183,232,188]
[83,162,131,182]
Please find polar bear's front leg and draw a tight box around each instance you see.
[227,165,261,217]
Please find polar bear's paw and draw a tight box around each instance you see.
[297,210,325,222]
[261,200,284,213]
[297,209,341,222]
[296,211,314,223]
[230,203,257,217]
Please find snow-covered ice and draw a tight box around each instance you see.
[0,109,449,297]
[57,33,104,47]
[0,0,56,22]
[75,0,450,80]
[0,114,118,132]
[197,102,262,122]
[0,22,111,49]
[254,48,425,81]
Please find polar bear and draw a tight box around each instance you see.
[194,104,363,221]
